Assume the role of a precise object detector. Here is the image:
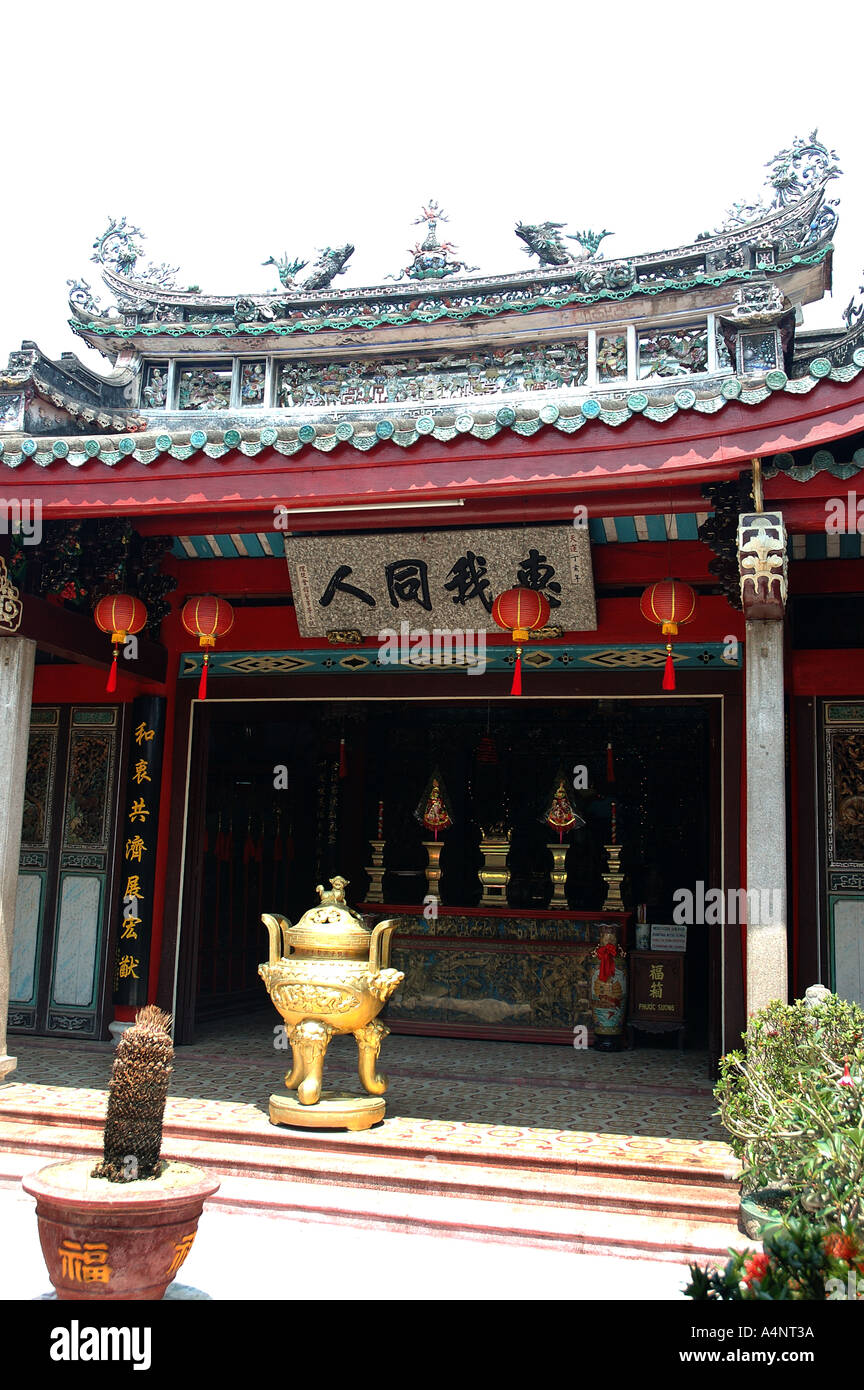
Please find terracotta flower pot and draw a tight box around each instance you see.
[23,1159,220,1301]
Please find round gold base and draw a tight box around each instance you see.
[269,1091,386,1132]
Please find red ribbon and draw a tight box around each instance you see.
[596,942,618,983]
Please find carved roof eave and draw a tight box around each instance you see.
[0,343,146,432]
[4,329,864,468]
[70,251,832,363]
[0,373,146,433]
[93,180,831,315]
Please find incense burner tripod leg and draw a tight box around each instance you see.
[285,1020,335,1105]
[354,1018,390,1096]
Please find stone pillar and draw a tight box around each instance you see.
[738,510,788,1017]
[0,634,36,1082]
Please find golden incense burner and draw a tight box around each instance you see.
[259,877,403,1130]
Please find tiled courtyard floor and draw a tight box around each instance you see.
[2,1011,729,1160]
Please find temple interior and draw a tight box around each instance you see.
[195,698,712,1047]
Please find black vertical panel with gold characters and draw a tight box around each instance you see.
[113,697,165,1008]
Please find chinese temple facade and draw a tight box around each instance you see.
[1,134,863,1081]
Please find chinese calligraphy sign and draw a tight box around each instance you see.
[286,525,596,637]
[628,950,685,1026]
[113,697,165,1008]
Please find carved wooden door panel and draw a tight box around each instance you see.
[822,701,864,1007]
[9,705,122,1039]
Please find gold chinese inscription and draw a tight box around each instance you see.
[167,1232,196,1275]
[129,798,149,823]
[632,953,683,1021]
[125,835,147,862]
[58,1239,112,1285]
[132,759,151,785]
[134,722,156,746]
[121,915,141,940]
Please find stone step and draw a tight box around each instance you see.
[0,1115,738,1227]
[1,1145,745,1266]
[0,1091,739,1189]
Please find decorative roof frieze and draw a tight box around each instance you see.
[4,343,864,470]
[71,244,833,350]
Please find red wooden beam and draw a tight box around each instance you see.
[4,371,864,520]
[789,559,864,594]
[158,593,742,655]
[791,649,864,695]
[19,594,168,681]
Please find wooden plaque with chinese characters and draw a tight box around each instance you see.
[285,524,596,637]
[628,950,685,1026]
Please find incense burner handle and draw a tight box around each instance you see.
[262,912,292,965]
[368,918,398,975]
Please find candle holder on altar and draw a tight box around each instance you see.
[423,839,444,899]
[547,841,569,905]
[541,772,583,907]
[415,771,453,905]
[602,844,625,912]
[478,826,511,905]
[365,839,386,904]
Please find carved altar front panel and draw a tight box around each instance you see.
[369,908,629,1043]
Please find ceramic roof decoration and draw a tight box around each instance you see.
[390,201,478,282]
[3,131,863,473]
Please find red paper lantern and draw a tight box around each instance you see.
[491,587,550,695]
[639,579,696,691]
[93,594,147,693]
[181,596,235,699]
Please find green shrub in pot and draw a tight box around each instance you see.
[715,991,864,1226]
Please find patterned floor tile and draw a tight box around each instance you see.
[2,1013,728,1151]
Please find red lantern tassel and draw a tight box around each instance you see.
[511,647,523,696]
[106,647,118,693]
[662,644,676,691]
[198,651,209,700]
[606,741,615,783]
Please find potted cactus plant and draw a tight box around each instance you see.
[23,1006,219,1300]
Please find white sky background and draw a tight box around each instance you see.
[2,0,863,373]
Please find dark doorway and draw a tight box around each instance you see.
[191,698,713,1046]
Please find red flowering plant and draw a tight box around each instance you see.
[714,992,864,1225]
[686,1218,864,1301]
